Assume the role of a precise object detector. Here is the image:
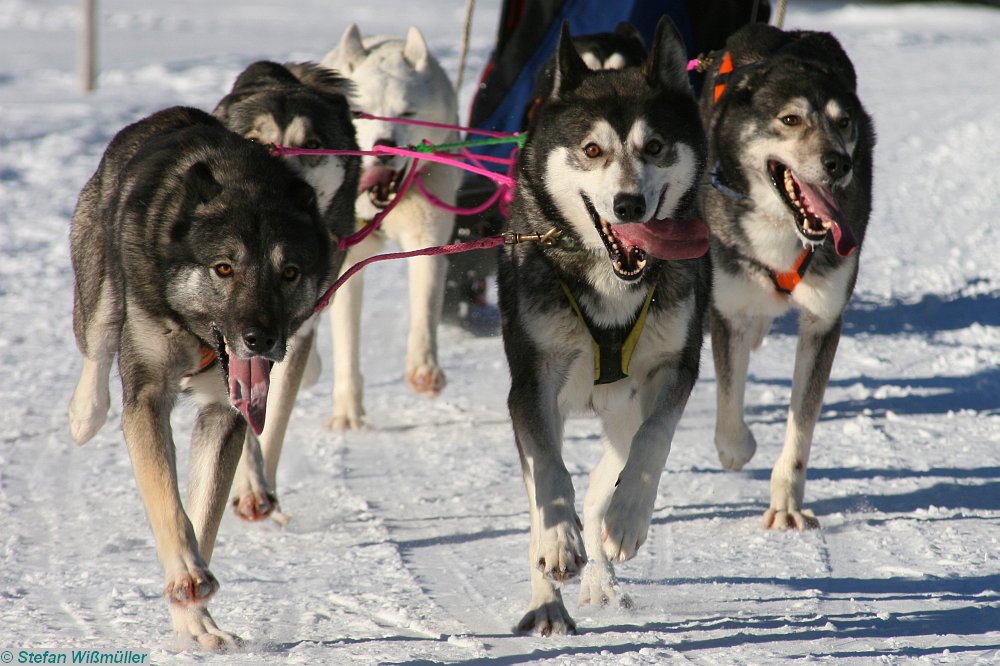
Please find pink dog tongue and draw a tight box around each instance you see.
[228,355,270,436]
[797,181,857,257]
[612,217,710,260]
[357,167,395,194]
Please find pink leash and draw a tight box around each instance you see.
[273,115,524,313]
[313,234,507,314]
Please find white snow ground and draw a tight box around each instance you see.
[1,1,999,663]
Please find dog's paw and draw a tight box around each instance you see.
[537,520,587,582]
[163,561,219,607]
[170,603,243,651]
[715,422,757,471]
[231,489,277,522]
[601,486,654,563]
[515,600,577,636]
[578,562,633,609]
[763,507,819,531]
[327,395,366,430]
[406,363,446,396]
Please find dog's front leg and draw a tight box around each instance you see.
[168,401,246,649]
[119,354,223,647]
[602,363,695,565]
[402,252,448,395]
[328,235,381,430]
[765,313,842,530]
[394,205,454,397]
[710,306,758,470]
[579,409,638,610]
[510,384,584,635]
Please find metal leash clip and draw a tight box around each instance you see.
[502,228,562,247]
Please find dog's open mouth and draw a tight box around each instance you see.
[212,326,270,436]
[358,166,404,209]
[768,160,857,256]
[582,195,647,281]
[582,194,710,281]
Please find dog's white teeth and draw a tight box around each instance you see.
[636,257,647,270]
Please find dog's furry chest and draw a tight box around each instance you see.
[519,281,694,415]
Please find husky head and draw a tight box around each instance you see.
[707,26,871,256]
[214,61,359,220]
[527,17,706,284]
[160,140,332,433]
[322,24,459,220]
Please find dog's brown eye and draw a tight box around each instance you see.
[214,263,234,278]
[644,139,663,155]
[836,116,851,129]
[304,140,321,150]
[281,266,299,281]
[781,115,802,127]
[583,143,603,158]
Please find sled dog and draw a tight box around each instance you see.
[213,60,359,521]
[498,19,710,635]
[321,24,462,429]
[699,24,874,529]
[68,106,333,647]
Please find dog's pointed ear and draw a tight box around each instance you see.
[404,26,430,71]
[642,16,690,93]
[173,161,221,241]
[335,24,367,73]
[184,161,222,205]
[551,22,587,100]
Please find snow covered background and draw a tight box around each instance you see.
[2,0,999,663]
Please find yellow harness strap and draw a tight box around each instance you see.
[560,282,656,385]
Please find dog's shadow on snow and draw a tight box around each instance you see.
[385,592,999,664]
[749,285,1000,419]
[769,281,1000,337]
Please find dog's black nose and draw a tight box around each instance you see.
[373,138,398,165]
[613,193,646,222]
[822,151,853,179]
[242,326,278,355]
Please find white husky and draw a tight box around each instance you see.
[321,24,461,429]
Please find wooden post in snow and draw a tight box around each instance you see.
[81,0,97,92]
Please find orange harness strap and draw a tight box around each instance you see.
[713,52,734,104]
[769,248,814,295]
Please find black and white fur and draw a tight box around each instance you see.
[498,18,709,635]
[213,60,359,522]
[68,107,332,647]
[699,25,875,529]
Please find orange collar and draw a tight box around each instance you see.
[185,344,218,378]
[769,247,814,295]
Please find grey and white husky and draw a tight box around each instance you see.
[68,106,333,647]
[699,24,875,529]
[213,60,359,521]
[498,18,710,635]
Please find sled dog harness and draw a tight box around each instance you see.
[559,281,656,385]
[713,51,735,103]
[769,247,814,294]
